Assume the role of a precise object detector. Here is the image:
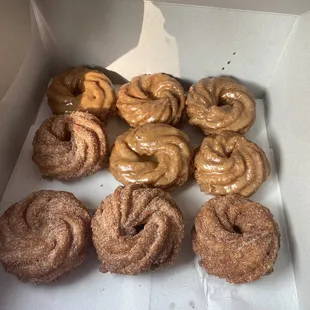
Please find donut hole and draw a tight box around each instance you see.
[71,83,84,97]
[139,154,158,164]
[63,130,72,141]
[232,225,242,234]
[72,88,82,97]
[217,97,229,107]
[224,144,236,158]
[225,150,233,158]
[124,223,146,236]
[134,224,145,234]
[145,90,157,100]
[59,125,72,141]
[52,121,72,141]
[217,96,235,110]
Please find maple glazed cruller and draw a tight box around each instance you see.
[117,73,185,127]
[192,195,280,284]
[91,184,184,275]
[186,77,255,134]
[109,123,192,190]
[0,190,91,283]
[46,67,116,123]
[194,131,270,197]
[33,112,109,180]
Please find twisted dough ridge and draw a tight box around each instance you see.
[117,73,185,127]
[192,195,280,284]
[91,184,184,274]
[0,190,91,283]
[46,68,116,122]
[186,77,255,134]
[109,123,192,190]
[33,112,108,180]
[194,132,270,197]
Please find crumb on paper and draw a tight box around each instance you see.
[169,302,176,310]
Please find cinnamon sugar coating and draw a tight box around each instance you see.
[192,195,280,284]
[46,67,116,123]
[33,112,108,180]
[186,77,255,134]
[0,190,91,283]
[91,184,184,275]
[109,123,192,190]
[194,132,270,197]
[117,73,185,127]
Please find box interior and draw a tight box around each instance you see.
[0,0,309,309]
[0,96,298,310]
[138,0,310,14]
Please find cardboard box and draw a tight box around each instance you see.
[0,0,309,309]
